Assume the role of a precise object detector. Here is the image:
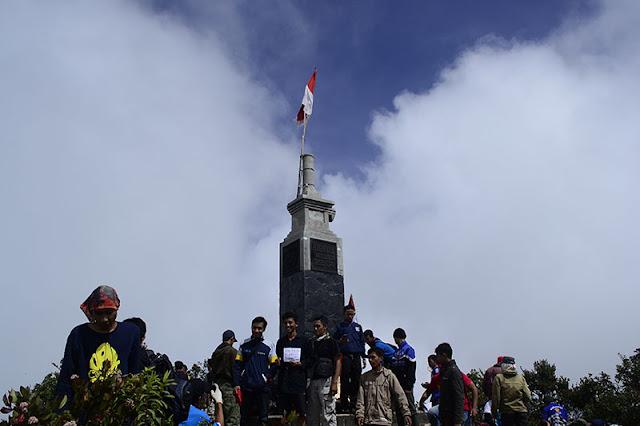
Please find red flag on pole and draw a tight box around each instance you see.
[296,68,317,126]
[347,294,358,323]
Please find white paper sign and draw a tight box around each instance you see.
[283,347,301,363]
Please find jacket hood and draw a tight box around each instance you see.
[502,363,518,375]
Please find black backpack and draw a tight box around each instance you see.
[146,350,175,379]
[144,350,192,424]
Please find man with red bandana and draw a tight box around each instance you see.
[55,286,141,403]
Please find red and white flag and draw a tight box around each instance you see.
[296,68,316,126]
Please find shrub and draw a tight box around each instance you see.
[1,363,175,425]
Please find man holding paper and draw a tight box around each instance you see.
[275,312,311,425]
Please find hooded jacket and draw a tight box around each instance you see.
[492,365,531,416]
[355,367,411,425]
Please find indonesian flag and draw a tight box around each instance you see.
[296,68,316,126]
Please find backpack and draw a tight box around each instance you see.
[146,351,175,379]
[169,379,193,424]
[144,350,192,424]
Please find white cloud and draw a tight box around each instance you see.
[0,0,297,392]
[1,0,638,402]
[323,1,640,384]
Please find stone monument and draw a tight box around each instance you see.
[280,154,345,337]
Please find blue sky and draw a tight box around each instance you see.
[1,0,639,402]
[175,0,599,175]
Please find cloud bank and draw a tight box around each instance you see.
[1,0,638,398]
[0,0,296,392]
[324,1,640,382]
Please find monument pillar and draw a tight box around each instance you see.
[280,154,344,337]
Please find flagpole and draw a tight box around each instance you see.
[297,114,309,197]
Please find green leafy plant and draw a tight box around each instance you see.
[2,363,175,425]
[1,385,68,425]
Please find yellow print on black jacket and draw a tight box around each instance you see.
[88,342,121,382]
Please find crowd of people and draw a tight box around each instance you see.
[53,286,604,426]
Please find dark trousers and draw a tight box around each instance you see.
[501,412,529,426]
[394,389,418,426]
[240,390,269,426]
[340,353,362,410]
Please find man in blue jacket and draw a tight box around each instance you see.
[333,305,366,413]
[233,316,277,426]
[364,329,395,367]
[391,328,418,426]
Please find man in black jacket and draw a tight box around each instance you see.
[435,342,465,426]
[275,312,311,426]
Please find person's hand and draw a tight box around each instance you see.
[233,386,241,395]
[421,381,429,389]
[275,357,282,367]
[330,381,338,395]
[404,416,412,426]
[362,358,367,368]
[210,384,223,405]
[356,417,364,426]
[471,407,478,417]
[290,361,302,368]
[339,336,348,345]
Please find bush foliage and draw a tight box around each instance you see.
[1,362,174,425]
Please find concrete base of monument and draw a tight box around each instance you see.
[266,412,431,425]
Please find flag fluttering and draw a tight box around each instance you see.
[347,294,358,323]
[296,68,316,126]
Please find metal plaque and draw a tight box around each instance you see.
[310,238,337,274]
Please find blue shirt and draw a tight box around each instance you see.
[372,338,396,366]
[180,405,219,425]
[333,320,365,355]
[542,402,568,424]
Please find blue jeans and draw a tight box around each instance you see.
[427,404,439,426]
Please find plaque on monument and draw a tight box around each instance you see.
[310,238,338,274]
[282,239,300,277]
